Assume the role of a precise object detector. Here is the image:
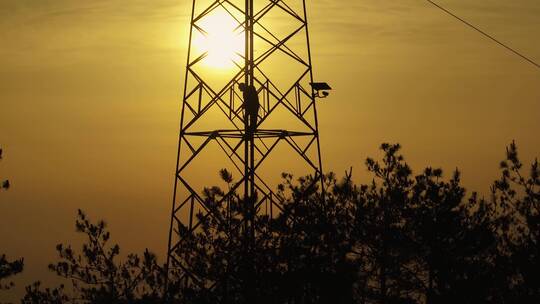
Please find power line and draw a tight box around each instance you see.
[426,0,540,69]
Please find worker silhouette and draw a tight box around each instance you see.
[239,83,259,135]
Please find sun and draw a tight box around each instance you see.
[193,10,244,69]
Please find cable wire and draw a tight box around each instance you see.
[426,0,540,69]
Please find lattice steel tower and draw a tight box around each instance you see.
[166,0,330,289]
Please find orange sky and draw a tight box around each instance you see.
[1,0,539,299]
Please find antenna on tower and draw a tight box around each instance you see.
[310,82,332,98]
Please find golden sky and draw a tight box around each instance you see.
[1,0,539,298]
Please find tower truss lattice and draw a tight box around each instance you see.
[166,0,326,289]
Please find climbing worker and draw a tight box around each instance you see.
[239,83,260,134]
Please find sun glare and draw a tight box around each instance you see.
[193,10,244,69]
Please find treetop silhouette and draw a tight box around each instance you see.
[3,142,540,303]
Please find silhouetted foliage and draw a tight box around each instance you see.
[358,144,503,303]
[1,146,22,301]
[0,148,10,190]
[21,282,69,304]
[14,142,540,303]
[490,141,540,302]
[24,210,165,303]
[0,255,24,291]
[169,143,539,304]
